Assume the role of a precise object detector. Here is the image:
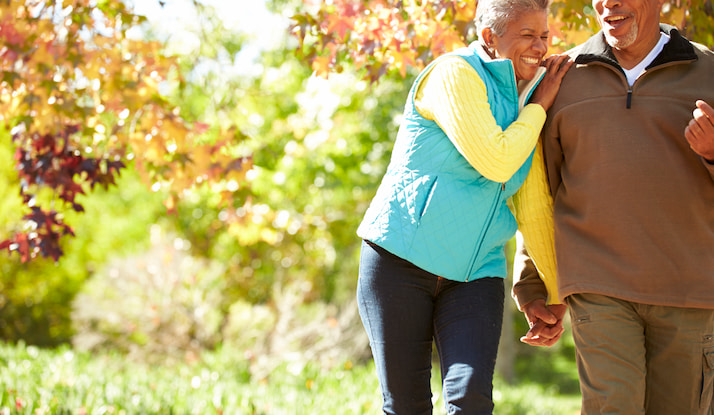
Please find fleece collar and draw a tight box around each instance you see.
[573,24,698,70]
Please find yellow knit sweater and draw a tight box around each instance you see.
[414,56,560,304]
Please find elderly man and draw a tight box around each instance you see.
[512,0,714,413]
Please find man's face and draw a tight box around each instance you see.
[592,0,663,51]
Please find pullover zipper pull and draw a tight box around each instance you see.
[626,87,632,109]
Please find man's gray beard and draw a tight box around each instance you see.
[604,22,638,50]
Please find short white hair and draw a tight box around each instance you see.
[475,0,552,37]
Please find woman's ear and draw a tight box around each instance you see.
[481,27,495,48]
[481,27,496,56]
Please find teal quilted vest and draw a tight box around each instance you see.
[357,42,543,282]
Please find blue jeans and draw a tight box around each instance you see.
[357,240,504,415]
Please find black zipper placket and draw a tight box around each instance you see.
[626,86,633,109]
[464,62,520,281]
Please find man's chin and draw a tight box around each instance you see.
[604,26,637,50]
[605,33,636,50]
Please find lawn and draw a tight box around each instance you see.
[0,341,580,414]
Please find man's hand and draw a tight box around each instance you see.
[685,100,714,162]
[520,298,568,347]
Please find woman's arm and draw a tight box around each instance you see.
[510,139,560,304]
[415,56,546,183]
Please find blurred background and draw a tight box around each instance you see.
[1,0,710,413]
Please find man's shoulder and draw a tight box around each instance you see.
[690,40,714,58]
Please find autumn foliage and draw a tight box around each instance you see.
[292,0,479,81]
[0,0,249,261]
[1,0,711,262]
[292,0,714,82]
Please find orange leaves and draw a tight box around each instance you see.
[312,53,335,78]
[292,0,472,82]
[327,11,355,40]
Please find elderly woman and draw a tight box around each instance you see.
[355,0,570,413]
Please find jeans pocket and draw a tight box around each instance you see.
[701,346,714,409]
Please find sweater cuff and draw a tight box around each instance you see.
[512,279,549,311]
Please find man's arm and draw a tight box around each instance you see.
[512,239,549,309]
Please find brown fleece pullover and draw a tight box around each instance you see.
[513,25,714,309]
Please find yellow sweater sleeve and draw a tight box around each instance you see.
[415,56,546,183]
[510,139,560,304]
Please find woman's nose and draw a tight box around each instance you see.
[533,37,548,54]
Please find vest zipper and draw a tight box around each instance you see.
[465,183,505,281]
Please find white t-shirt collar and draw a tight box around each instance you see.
[623,32,671,86]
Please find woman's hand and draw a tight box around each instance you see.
[529,54,573,112]
[519,298,568,347]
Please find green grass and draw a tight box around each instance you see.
[0,341,579,414]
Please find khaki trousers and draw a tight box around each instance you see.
[566,293,714,415]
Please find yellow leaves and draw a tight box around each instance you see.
[662,4,688,28]
[312,56,333,78]
[387,47,417,78]
[125,106,252,214]
[430,27,467,57]
[454,1,476,23]
[225,201,281,246]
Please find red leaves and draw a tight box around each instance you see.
[2,126,124,262]
[0,207,75,262]
[14,127,125,209]
[0,17,25,47]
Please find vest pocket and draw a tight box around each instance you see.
[417,176,438,220]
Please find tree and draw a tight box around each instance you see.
[157,0,412,303]
[0,0,410,344]
[0,0,249,262]
[291,0,714,83]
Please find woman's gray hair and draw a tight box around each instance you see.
[475,0,552,37]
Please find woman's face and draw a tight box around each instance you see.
[488,10,550,81]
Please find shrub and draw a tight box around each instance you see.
[221,281,371,380]
[71,230,227,362]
